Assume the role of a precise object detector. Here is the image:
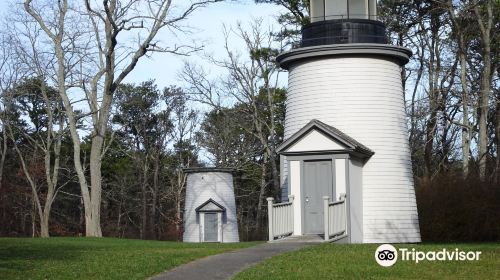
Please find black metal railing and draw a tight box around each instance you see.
[310,13,379,22]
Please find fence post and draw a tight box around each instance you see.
[267,197,274,241]
[288,195,295,235]
[340,193,347,235]
[323,196,330,241]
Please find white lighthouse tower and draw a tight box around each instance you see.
[183,168,239,243]
[274,0,420,243]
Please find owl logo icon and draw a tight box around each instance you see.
[375,244,398,267]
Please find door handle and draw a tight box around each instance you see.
[305,196,309,202]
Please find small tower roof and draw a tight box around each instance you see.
[183,167,236,174]
[195,198,226,212]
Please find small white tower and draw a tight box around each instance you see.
[183,168,239,243]
[277,0,420,243]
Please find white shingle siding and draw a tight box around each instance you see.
[183,172,239,243]
[285,56,421,243]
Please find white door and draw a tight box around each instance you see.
[303,160,334,234]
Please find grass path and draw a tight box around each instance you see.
[0,237,257,280]
[235,243,500,279]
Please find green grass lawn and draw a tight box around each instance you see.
[0,237,258,280]
[235,243,500,280]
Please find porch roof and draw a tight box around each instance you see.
[277,119,374,158]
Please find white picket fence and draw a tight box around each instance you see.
[324,194,347,241]
[267,195,294,241]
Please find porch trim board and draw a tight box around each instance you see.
[286,154,351,238]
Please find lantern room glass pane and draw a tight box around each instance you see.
[350,0,367,19]
[311,0,377,21]
[310,0,325,22]
[369,0,377,19]
[325,0,347,20]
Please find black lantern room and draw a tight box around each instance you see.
[302,0,387,47]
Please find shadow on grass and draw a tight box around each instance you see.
[0,238,85,273]
[0,237,260,279]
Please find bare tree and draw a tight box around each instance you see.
[0,34,21,192]
[149,113,171,239]
[24,0,221,236]
[445,0,475,177]
[473,0,494,180]
[5,77,69,238]
[113,81,173,239]
[382,0,493,180]
[183,19,284,230]
[495,63,500,182]
[165,87,199,239]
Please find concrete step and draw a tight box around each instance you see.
[271,234,325,243]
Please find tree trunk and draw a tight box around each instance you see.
[117,199,123,237]
[0,133,5,221]
[150,153,160,239]
[495,86,500,183]
[175,196,182,241]
[423,13,441,181]
[265,145,280,200]
[424,112,437,179]
[31,198,36,238]
[87,135,104,237]
[40,211,50,238]
[459,39,471,177]
[475,1,493,181]
[255,153,268,231]
[264,85,280,200]
[0,123,7,191]
[478,75,490,181]
[141,160,148,239]
[448,2,472,178]
[174,170,186,241]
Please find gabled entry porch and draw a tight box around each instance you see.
[196,198,225,242]
[268,120,373,243]
[267,193,348,242]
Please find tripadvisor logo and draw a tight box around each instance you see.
[375,244,482,267]
[375,244,398,267]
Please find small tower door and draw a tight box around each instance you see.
[204,213,219,242]
[303,160,334,234]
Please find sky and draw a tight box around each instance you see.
[1,0,286,89]
[121,1,286,89]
